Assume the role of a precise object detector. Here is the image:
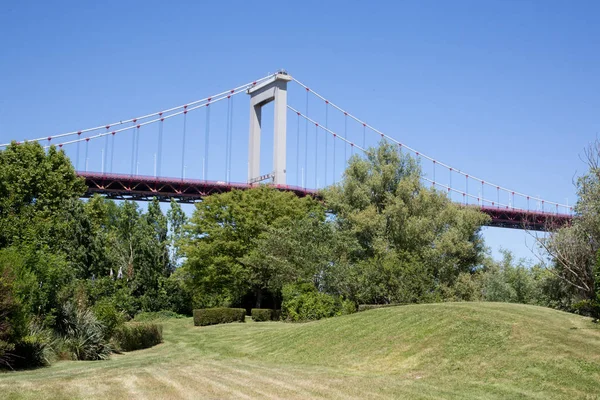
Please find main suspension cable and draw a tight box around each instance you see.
[2,73,277,148]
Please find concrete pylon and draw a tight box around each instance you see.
[247,72,291,185]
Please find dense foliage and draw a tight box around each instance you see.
[0,142,184,368]
[184,186,324,309]
[323,143,490,304]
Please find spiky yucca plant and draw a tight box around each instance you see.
[56,303,111,361]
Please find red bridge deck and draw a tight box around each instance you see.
[79,172,572,232]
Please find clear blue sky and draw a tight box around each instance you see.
[1,0,598,262]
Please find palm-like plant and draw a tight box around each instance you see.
[56,302,111,361]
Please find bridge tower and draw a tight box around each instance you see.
[247,71,291,185]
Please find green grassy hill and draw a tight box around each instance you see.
[2,302,599,399]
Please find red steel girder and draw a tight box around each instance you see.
[78,172,572,231]
[79,172,314,203]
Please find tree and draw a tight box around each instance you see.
[0,250,28,367]
[166,199,187,270]
[84,195,121,278]
[480,249,538,304]
[52,199,97,279]
[184,187,324,308]
[538,140,600,319]
[145,198,169,276]
[106,200,170,311]
[239,215,335,307]
[0,142,85,248]
[323,141,489,304]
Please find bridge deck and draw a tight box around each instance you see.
[79,172,572,232]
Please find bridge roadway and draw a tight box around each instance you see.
[79,172,572,232]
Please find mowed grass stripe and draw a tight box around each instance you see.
[1,302,599,399]
[213,360,365,400]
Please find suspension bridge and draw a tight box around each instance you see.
[1,71,572,231]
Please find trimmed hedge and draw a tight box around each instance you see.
[357,304,405,312]
[134,311,186,322]
[251,309,273,322]
[112,322,163,352]
[193,308,246,326]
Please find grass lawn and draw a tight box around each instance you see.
[1,302,599,399]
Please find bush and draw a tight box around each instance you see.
[251,309,274,322]
[9,323,54,369]
[341,300,357,315]
[357,303,405,312]
[282,283,354,322]
[112,322,163,352]
[92,299,126,339]
[134,310,186,322]
[55,303,111,361]
[193,308,245,326]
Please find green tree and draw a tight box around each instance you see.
[107,200,170,311]
[239,215,335,306]
[324,141,489,304]
[166,199,187,269]
[184,187,323,308]
[84,195,121,278]
[0,142,85,248]
[540,140,600,319]
[145,198,169,276]
[0,249,28,367]
[480,250,538,304]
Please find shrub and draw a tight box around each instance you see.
[55,303,111,361]
[282,283,353,322]
[92,299,126,339]
[193,308,245,326]
[357,303,406,312]
[251,309,274,322]
[112,322,163,352]
[134,310,185,322]
[9,323,54,369]
[341,300,357,315]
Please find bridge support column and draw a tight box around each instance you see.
[247,72,291,185]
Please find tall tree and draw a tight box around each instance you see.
[184,187,323,307]
[239,216,335,307]
[166,199,187,270]
[539,140,600,319]
[0,142,85,248]
[84,195,121,278]
[324,141,489,303]
[146,198,169,274]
